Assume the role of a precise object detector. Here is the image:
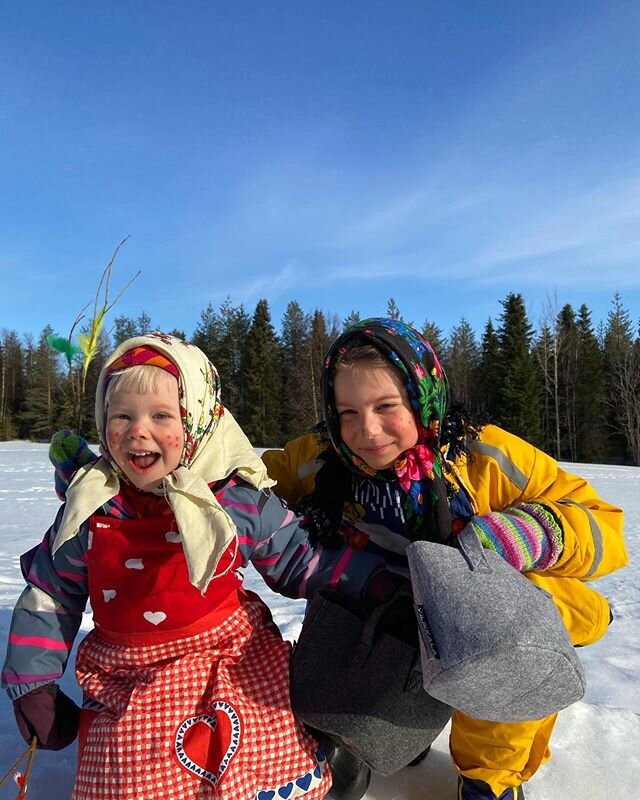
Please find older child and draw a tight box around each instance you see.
[2,333,390,800]
[261,317,627,800]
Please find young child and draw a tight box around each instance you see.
[261,317,628,800]
[2,332,391,800]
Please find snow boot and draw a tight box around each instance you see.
[324,744,371,800]
[457,776,526,799]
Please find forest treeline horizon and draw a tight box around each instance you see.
[2,290,640,466]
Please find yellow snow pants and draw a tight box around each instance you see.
[450,711,557,795]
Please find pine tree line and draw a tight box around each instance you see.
[2,291,640,465]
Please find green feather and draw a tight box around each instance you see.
[47,335,82,368]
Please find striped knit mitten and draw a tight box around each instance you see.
[49,429,98,500]
[464,503,564,572]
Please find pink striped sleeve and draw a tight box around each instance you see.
[10,634,71,651]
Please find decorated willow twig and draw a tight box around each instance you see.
[47,236,140,433]
[0,737,36,798]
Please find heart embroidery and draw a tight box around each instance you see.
[295,774,312,791]
[102,589,117,603]
[255,748,328,799]
[143,610,167,625]
[165,530,182,543]
[125,558,144,570]
[175,701,241,787]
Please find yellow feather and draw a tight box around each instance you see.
[80,305,107,382]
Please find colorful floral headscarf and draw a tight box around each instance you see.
[321,318,452,543]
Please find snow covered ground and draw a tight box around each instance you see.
[0,442,638,799]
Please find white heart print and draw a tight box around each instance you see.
[125,558,144,570]
[165,530,182,543]
[143,611,167,626]
[102,589,117,603]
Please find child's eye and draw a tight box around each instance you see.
[378,403,397,412]
[154,413,171,420]
[110,413,130,421]
[338,409,356,417]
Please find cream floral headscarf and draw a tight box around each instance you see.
[53,332,274,592]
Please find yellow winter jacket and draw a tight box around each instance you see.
[262,424,627,648]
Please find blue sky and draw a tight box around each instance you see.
[2,1,640,343]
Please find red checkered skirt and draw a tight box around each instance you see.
[73,593,332,800]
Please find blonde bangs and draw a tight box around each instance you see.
[105,365,177,405]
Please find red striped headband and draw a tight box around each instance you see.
[106,345,180,379]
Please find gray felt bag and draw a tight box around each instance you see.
[290,587,453,775]
[406,527,586,722]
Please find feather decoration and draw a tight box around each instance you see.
[78,304,107,387]
[44,236,140,432]
[46,335,82,368]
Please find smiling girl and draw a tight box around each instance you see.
[2,333,394,800]
[262,317,627,800]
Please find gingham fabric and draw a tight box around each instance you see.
[74,594,330,800]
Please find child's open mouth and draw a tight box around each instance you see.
[128,451,160,471]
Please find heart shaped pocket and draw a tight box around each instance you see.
[175,700,241,787]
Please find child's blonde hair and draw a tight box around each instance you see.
[104,365,178,406]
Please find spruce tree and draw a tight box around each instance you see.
[421,319,448,356]
[533,323,556,456]
[342,310,361,330]
[444,317,480,412]
[112,315,137,345]
[386,298,402,320]
[495,293,541,444]
[0,330,24,440]
[309,310,333,423]
[136,311,154,335]
[603,292,640,463]
[191,303,220,363]
[240,299,282,446]
[112,312,155,345]
[216,299,250,418]
[19,327,65,441]
[556,305,580,461]
[280,301,315,439]
[477,319,501,422]
[575,304,607,462]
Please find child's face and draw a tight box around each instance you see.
[333,364,419,470]
[105,371,184,492]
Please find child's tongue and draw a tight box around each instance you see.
[130,452,159,470]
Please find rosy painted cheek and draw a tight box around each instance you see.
[164,434,183,449]
[107,432,120,448]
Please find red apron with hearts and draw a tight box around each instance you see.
[73,513,331,800]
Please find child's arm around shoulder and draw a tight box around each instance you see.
[261,430,326,505]
[462,424,627,579]
[216,478,388,601]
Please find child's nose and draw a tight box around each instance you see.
[361,413,381,437]
[129,421,149,437]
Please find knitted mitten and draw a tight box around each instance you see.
[49,429,98,500]
[464,503,563,572]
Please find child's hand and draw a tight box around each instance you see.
[460,503,563,573]
[12,683,80,751]
[49,429,98,500]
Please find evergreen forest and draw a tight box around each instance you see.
[2,291,640,466]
